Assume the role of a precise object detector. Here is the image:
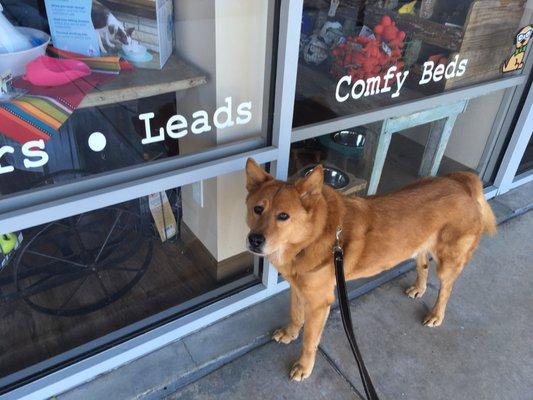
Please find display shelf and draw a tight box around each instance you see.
[100,0,156,19]
[364,5,463,51]
[79,55,208,109]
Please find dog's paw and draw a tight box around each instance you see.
[423,312,444,327]
[272,326,299,344]
[289,362,313,381]
[405,285,426,299]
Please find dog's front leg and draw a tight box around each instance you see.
[290,300,331,381]
[273,287,304,344]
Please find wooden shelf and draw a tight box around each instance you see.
[364,5,463,51]
[79,55,208,109]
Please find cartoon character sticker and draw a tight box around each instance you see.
[502,25,532,73]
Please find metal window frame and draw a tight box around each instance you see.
[3,0,533,398]
[493,76,533,194]
[0,139,275,234]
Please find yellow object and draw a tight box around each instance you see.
[398,0,417,15]
[0,233,17,254]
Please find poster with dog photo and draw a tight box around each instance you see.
[45,0,173,69]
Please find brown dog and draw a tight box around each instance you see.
[245,158,496,381]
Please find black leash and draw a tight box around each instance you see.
[333,228,380,400]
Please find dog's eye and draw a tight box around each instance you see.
[277,212,289,221]
[253,206,264,215]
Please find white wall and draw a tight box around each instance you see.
[174,0,270,262]
[401,90,505,169]
[444,90,505,168]
[215,0,270,260]
[174,0,218,256]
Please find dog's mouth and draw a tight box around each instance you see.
[246,242,266,257]
[246,247,266,257]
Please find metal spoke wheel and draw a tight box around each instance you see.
[14,207,153,316]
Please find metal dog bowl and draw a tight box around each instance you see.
[331,128,366,148]
[302,165,349,190]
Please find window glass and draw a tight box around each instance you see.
[0,167,258,385]
[290,91,505,194]
[516,134,533,175]
[0,1,275,197]
[294,0,531,128]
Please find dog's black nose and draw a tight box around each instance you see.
[248,233,265,249]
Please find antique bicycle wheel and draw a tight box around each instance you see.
[14,206,153,316]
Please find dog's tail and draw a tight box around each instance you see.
[448,172,497,236]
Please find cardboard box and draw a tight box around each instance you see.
[45,0,173,69]
[148,191,177,242]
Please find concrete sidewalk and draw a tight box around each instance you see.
[167,210,533,400]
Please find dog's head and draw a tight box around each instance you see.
[244,158,325,260]
[108,24,135,46]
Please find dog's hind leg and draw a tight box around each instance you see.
[423,260,464,327]
[273,287,304,344]
[405,252,429,299]
[423,233,477,327]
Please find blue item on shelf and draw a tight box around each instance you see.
[301,9,314,36]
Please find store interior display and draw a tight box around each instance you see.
[291,0,527,198]
[294,0,527,127]
[0,0,269,385]
[0,188,255,377]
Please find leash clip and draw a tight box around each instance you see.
[333,226,343,254]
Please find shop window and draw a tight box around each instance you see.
[0,167,259,383]
[290,91,506,194]
[0,0,275,387]
[294,0,531,127]
[0,1,276,197]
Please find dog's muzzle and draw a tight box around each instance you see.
[247,233,265,254]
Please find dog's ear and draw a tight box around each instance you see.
[295,165,323,201]
[246,158,273,192]
[126,27,135,36]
